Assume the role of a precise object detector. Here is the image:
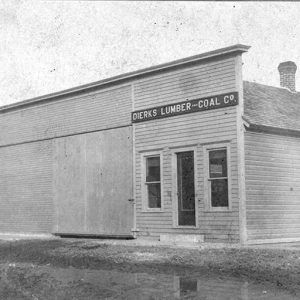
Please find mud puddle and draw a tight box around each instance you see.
[0,262,298,299]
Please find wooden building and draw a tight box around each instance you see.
[0,44,299,244]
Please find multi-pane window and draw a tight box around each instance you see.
[145,156,161,208]
[208,148,229,208]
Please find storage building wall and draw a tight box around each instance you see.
[53,126,133,236]
[0,140,53,233]
[0,86,132,146]
[0,85,132,234]
[133,56,241,242]
[245,131,300,242]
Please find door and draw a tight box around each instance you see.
[176,151,196,226]
[53,126,134,236]
[85,127,134,236]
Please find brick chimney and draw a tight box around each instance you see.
[278,61,297,92]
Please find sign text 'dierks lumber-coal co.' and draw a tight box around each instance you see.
[131,92,238,123]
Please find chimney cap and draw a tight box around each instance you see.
[278,61,297,73]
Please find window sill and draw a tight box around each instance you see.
[141,209,164,213]
[204,208,232,212]
[173,226,198,229]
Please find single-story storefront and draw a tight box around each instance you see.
[0,44,299,244]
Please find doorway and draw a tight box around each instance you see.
[53,126,134,237]
[176,151,196,226]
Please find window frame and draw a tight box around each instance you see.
[141,151,164,212]
[203,143,232,212]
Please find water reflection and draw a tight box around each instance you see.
[173,276,249,300]
[52,267,297,299]
[1,264,298,299]
[178,277,198,297]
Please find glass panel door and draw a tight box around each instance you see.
[177,151,195,226]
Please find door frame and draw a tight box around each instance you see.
[171,145,199,228]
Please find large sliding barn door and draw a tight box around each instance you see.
[53,126,133,237]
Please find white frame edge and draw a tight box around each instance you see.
[140,150,164,213]
[171,145,199,228]
[203,142,232,212]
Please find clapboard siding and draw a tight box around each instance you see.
[245,131,300,242]
[134,57,236,109]
[0,85,131,146]
[0,140,53,233]
[134,57,240,242]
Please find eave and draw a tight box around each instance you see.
[243,116,300,138]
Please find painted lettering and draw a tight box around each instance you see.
[132,92,238,123]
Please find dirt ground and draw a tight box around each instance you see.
[0,238,300,298]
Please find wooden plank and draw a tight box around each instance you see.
[247,218,300,225]
[0,141,53,233]
[135,58,235,86]
[134,59,236,110]
[248,232,300,239]
[53,126,134,236]
[134,115,237,133]
[135,67,236,94]
[234,54,247,244]
[246,191,300,197]
[53,135,86,234]
[135,81,236,105]
[85,127,134,235]
[245,131,300,241]
[246,205,300,210]
[246,237,300,245]
[246,200,300,205]
[0,85,132,147]
[248,227,300,235]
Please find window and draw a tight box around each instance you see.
[142,154,162,210]
[204,144,231,210]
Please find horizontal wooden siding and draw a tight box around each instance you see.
[245,132,300,241]
[134,56,240,242]
[0,140,53,233]
[0,84,133,234]
[0,85,132,146]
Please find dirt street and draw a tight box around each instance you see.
[0,238,299,299]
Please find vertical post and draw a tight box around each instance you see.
[131,82,137,238]
[52,139,59,233]
[235,54,247,245]
[84,135,87,233]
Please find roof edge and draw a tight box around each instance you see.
[244,117,300,137]
[243,80,300,94]
[0,44,250,113]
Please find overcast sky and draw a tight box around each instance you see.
[1,1,300,106]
